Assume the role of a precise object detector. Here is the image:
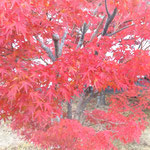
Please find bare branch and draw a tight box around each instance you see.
[59,27,68,56]
[138,38,145,49]
[70,24,76,36]
[52,34,60,59]
[106,24,134,36]
[122,20,132,25]
[86,22,91,32]
[102,7,117,36]
[105,0,110,16]
[144,44,150,50]
[76,22,89,49]
[40,56,49,65]
[93,2,102,16]
[89,15,106,42]
[116,19,132,31]
[35,36,56,62]
[142,40,149,49]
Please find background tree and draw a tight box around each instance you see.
[0,0,150,149]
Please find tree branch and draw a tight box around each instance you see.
[52,34,60,59]
[93,2,102,15]
[102,0,117,36]
[102,7,117,36]
[70,24,76,37]
[138,38,144,49]
[40,56,49,65]
[142,40,149,49]
[144,44,150,50]
[106,24,134,36]
[59,27,68,56]
[105,0,110,17]
[89,15,106,42]
[35,36,56,62]
[76,22,89,49]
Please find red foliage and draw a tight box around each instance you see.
[0,0,150,149]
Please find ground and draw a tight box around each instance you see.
[0,121,40,150]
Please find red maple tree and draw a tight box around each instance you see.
[0,0,150,149]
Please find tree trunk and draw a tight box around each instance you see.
[96,90,106,107]
[67,100,72,119]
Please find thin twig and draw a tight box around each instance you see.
[122,20,132,24]
[89,15,106,42]
[93,2,102,15]
[40,56,49,65]
[116,19,132,31]
[76,22,89,49]
[144,44,150,50]
[142,40,149,49]
[138,38,144,49]
[106,24,135,36]
[105,0,110,17]
[70,24,76,36]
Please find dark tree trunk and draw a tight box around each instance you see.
[96,90,106,107]
[67,100,72,119]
